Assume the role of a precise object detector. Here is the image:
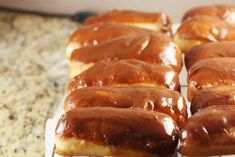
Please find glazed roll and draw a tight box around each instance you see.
[187,57,235,101]
[84,10,172,34]
[66,23,155,58]
[174,16,235,53]
[55,107,179,157]
[182,4,235,25]
[68,59,180,92]
[64,86,187,127]
[185,41,235,70]
[69,33,182,77]
[179,105,235,156]
[191,85,235,114]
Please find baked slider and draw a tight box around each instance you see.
[64,86,187,127]
[182,4,235,25]
[66,23,155,58]
[179,105,235,156]
[55,107,179,157]
[174,16,235,53]
[68,59,180,92]
[84,10,172,34]
[187,57,235,101]
[191,85,235,114]
[69,33,182,77]
[185,41,235,71]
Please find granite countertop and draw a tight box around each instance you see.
[0,11,78,157]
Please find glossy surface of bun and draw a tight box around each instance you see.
[68,59,180,92]
[64,86,187,127]
[55,107,178,156]
[179,105,235,156]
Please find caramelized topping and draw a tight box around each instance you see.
[176,16,235,42]
[68,59,180,91]
[64,86,187,127]
[55,107,178,156]
[182,4,235,25]
[71,34,182,72]
[84,10,171,33]
[179,105,235,156]
[69,23,155,46]
[185,41,235,70]
[188,57,235,90]
[191,85,235,114]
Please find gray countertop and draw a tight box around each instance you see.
[0,11,78,157]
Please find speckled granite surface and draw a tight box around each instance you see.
[0,11,78,157]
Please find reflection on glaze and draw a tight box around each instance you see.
[160,42,178,66]
[162,117,176,136]
[165,71,177,89]
[224,12,235,25]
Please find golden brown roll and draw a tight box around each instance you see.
[84,10,172,34]
[68,59,180,92]
[185,41,235,71]
[182,4,235,24]
[179,105,235,156]
[69,33,182,77]
[187,57,235,101]
[55,107,179,157]
[66,23,155,58]
[174,16,235,53]
[191,85,235,114]
[64,86,187,127]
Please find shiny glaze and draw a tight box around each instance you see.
[185,41,235,70]
[176,16,235,42]
[84,10,171,33]
[55,107,179,156]
[68,59,180,92]
[188,57,235,91]
[179,105,235,156]
[182,4,235,24]
[64,86,187,127]
[71,34,182,72]
[69,23,155,47]
[191,85,235,114]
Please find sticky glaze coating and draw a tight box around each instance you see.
[179,105,235,156]
[187,57,235,101]
[185,41,235,71]
[66,23,157,58]
[69,23,155,47]
[182,4,235,24]
[84,10,171,34]
[176,16,235,42]
[55,107,179,156]
[70,34,182,72]
[191,86,235,114]
[68,59,180,92]
[64,86,187,127]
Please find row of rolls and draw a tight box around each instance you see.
[180,4,235,157]
[54,4,235,157]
